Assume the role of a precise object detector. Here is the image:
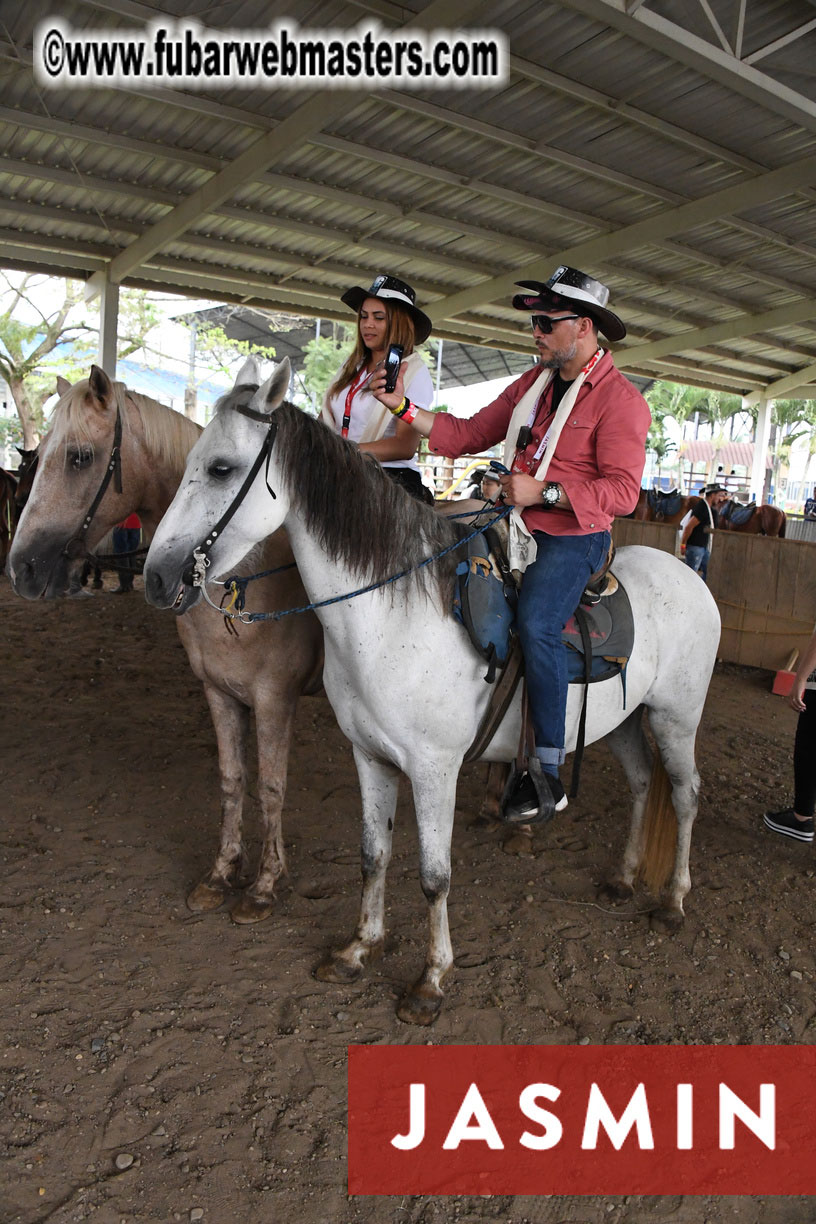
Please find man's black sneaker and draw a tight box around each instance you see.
[502,770,568,824]
[763,808,814,843]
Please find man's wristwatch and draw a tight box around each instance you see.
[541,482,561,507]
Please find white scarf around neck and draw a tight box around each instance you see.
[503,351,603,572]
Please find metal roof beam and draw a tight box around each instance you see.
[83,0,486,298]
[429,150,816,321]
[755,360,816,400]
[83,90,363,299]
[743,17,816,67]
[1,95,602,234]
[556,0,816,131]
[621,299,816,364]
[379,91,685,205]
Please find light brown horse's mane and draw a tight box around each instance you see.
[47,379,202,479]
[218,395,466,604]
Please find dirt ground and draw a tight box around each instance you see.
[1,573,814,1224]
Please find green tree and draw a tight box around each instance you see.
[769,398,816,498]
[645,414,677,484]
[188,323,277,420]
[0,278,180,446]
[0,273,96,447]
[300,323,356,414]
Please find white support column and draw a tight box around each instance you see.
[98,276,120,376]
[750,395,772,502]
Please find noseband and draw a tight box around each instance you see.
[185,386,279,589]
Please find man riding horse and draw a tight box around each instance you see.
[370,265,651,824]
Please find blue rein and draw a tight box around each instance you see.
[220,503,513,624]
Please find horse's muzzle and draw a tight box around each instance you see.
[143,561,201,615]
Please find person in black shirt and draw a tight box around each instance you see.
[680,484,727,582]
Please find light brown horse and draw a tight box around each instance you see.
[718,498,786,537]
[8,364,323,923]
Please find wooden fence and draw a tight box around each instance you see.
[612,518,816,671]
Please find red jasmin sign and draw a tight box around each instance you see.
[348,1045,816,1195]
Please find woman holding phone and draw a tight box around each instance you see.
[321,273,435,502]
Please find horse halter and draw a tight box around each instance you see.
[62,405,124,562]
[185,386,279,589]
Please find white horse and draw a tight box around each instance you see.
[144,360,721,1026]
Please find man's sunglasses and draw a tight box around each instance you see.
[530,314,581,332]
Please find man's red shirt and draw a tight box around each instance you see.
[429,351,651,535]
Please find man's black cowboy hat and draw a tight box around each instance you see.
[511,265,626,342]
[341,274,433,344]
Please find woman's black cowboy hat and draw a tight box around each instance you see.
[511,265,626,342]
[340,274,433,344]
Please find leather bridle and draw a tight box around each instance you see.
[62,405,124,563]
[184,386,279,587]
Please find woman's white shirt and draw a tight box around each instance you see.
[323,352,433,471]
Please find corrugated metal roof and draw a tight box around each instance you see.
[1,0,815,396]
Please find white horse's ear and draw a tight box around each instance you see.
[234,356,261,388]
[56,376,71,396]
[250,359,291,418]
[264,358,291,410]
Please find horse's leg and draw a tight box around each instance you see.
[643,706,701,929]
[187,685,251,912]
[315,747,399,984]
[602,705,653,900]
[230,695,297,925]
[396,766,458,1027]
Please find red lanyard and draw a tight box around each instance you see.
[341,367,369,439]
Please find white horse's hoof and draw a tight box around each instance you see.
[650,905,684,933]
[601,877,635,902]
[314,941,382,984]
[396,987,444,1026]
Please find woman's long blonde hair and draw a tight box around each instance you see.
[327,301,417,399]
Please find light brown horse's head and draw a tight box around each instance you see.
[8,365,198,599]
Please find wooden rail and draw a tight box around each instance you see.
[613,518,816,670]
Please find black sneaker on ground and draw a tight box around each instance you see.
[502,770,568,824]
[763,808,814,843]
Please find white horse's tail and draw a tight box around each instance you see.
[637,757,677,895]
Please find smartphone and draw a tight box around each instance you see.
[384,344,404,394]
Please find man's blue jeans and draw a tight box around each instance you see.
[517,529,611,771]
[684,543,709,582]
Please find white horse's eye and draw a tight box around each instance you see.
[207,461,233,480]
[69,445,94,470]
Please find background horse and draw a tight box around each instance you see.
[9,364,323,923]
[144,360,721,1027]
[718,498,786,537]
[13,446,39,513]
[631,488,702,524]
[0,467,18,571]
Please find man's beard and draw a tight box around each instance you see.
[537,340,578,370]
